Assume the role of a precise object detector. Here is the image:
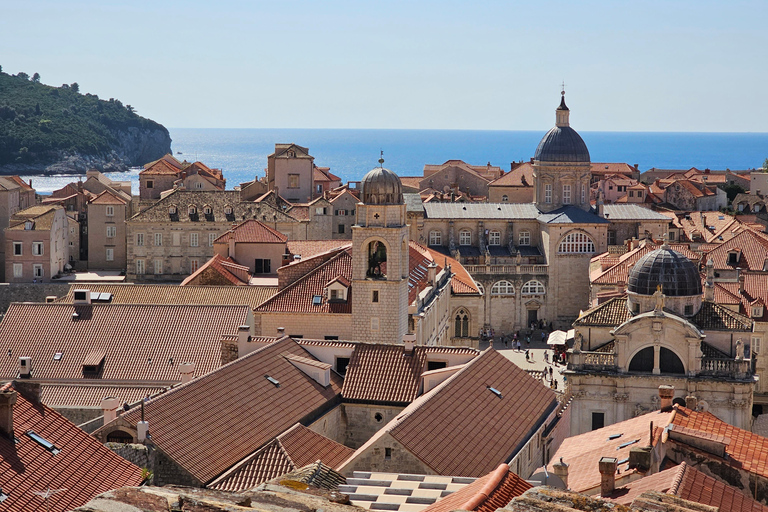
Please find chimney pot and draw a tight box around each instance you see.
[0,389,17,438]
[658,385,675,411]
[101,396,120,423]
[238,325,250,345]
[179,362,195,384]
[685,395,698,410]
[552,457,569,488]
[599,456,618,497]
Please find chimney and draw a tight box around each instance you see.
[704,259,714,301]
[277,326,285,336]
[73,289,91,305]
[228,237,235,258]
[282,252,291,266]
[427,261,437,286]
[685,394,698,410]
[179,362,195,384]
[599,457,618,497]
[18,357,32,378]
[552,457,569,489]
[0,389,17,438]
[137,420,149,442]
[14,381,41,403]
[101,396,120,423]
[658,385,675,411]
[739,273,745,295]
[238,325,250,345]
[403,333,416,355]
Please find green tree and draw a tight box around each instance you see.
[724,183,745,203]
[16,72,29,80]
[31,72,40,83]
[763,158,768,171]
[70,82,79,93]
[126,104,136,113]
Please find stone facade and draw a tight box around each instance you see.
[5,205,69,282]
[87,194,128,270]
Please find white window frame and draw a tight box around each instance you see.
[429,230,442,246]
[544,184,552,204]
[519,230,531,246]
[558,231,595,254]
[488,230,501,246]
[136,233,145,246]
[33,264,43,278]
[521,280,546,295]
[459,229,472,246]
[491,280,515,296]
[153,259,163,275]
[106,206,114,217]
[13,263,22,278]
[106,226,116,238]
[13,242,22,256]
[209,233,217,247]
[32,242,43,256]
[106,248,114,261]
[154,233,163,246]
[190,232,199,247]
[563,184,572,205]
[136,259,145,275]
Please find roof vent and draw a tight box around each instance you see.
[73,289,91,305]
[18,357,32,378]
[266,375,280,387]
[487,386,503,399]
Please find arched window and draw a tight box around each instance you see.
[459,230,472,246]
[188,205,197,215]
[558,232,594,253]
[224,205,233,215]
[476,282,484,295]
[203,205,212,215]
[629,347,684,374]
[454,309,470,338]
[367,240,387,279]
[488,230,501,246]
[491,280,515,296]
[521,280,545,295]
[429,230,442,246]
[168,205,177,215]
[106,429,134,444]
[519,230,531,246]
[502,195,509,202]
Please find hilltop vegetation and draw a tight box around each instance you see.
[0,67,171,174]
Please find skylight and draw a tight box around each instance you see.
[616,439,639,450]
[53,352,63,361]
[312,295,322,305]
[487,386,503,399]
[266,375,280,387]
[607,433,623,440]
[26,430,61,455]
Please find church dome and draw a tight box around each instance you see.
[627,247,702,297]
[533,93,590,163]
[534,126,591,163]
[361,167,404,205]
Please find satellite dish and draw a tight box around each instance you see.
[697,400,709,413]
[527,471,566,489]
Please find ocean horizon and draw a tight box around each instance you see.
[22,128,768,195]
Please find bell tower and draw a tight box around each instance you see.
[351,161,409,344]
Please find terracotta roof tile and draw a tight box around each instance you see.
[209,440,293,491]
[592,242,698,286]
[0,383,143,512]
[575,297,632,327]
[703,229,768,271]
[112,337,343,485]
[489,163,534,187]
[287,240,353,260]
[140,159,183,175]
[57,283,276,309]
[342,349,557,477]
[41,384,165,408]
[270,460,347,490]
[278,423,355,469]
[715,275,768,321]
[215,219,288,244]
[422,464,531,512]
[547,410,675,493]
[690,300,753,331]
[180,253,251,285]
[0,303,250,384]
[89,188,128,205]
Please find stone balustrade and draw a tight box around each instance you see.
[699,358,752,379]
[464,264,548,275]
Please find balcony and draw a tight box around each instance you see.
[463,264,548,275]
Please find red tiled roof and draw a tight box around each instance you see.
[140,159,182,176]
[592,242,698,286]
[0,383,143,512]
[342,344,477,404]
[423,245,480,295]
[214,219,288,244]
[547,409,674,493]
[287,240,353,260]
[671,406,768,479]
[609,462,768,511]
[703,229,768,271]
[423,464,532,512]
[279,423,354,469]
[0,303,250,384]
[180,253,251,285]
[113,337,343,485]
[489,163,534,187]
[41,384,165,408]
[342,349,557,477]
[256,249,353,314]
[89,188,128,205]
[590,162,637,177]
[714,274,768,321]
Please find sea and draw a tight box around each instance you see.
[21,128,768,195]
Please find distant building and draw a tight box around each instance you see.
[87,189,129,270]
[266,144,339,203]
[0,175,36,280]
[4,204,68,282]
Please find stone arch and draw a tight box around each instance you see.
[106,429,135,444]
[627,345,686,374]
[557,229,596,254]
[453,308,471,338]
[359,236,392,280]
[521,280,546,295]
[491,280,515,296]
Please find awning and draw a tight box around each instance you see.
[547,330,568,346]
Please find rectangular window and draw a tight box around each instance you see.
[209,233,217,247]
[629,191,634,197]
[338,224,345,234]
[545,184,552,204]
[106,206,114,216]
[429,231,442,246]
[315,207,327,215]
[32,242,43,256]
[254,258,271,274]
[459,230,471,246]
[136,259,145,274]
[372,290,379,303]
[153,259,163,274]
[581,184,586,203]
[154,233,163,246]
[33,264,43,278]
[385,447,392,460]
[190,259,199,272]
[489,231,501,245]
[106,248,114,261]
[519,231,531,246]
[172,232,181,246]
[288,174,300,188]
[668,231,676,241]
[591,412,605,431]
[13,242,22,256]
[106,226,116,238]
[136,233,145,246]
[336,357,350,375]
[607,230,616,245]
[371,317,380,332]
[13,263,22,278]
[190,233,199,247]
[316,184,323,193]
[563,184,572,205]
[146,180,154,189]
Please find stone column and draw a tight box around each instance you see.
[653,345,661,375]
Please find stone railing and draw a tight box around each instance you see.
[568,350,617,371]
[699,358,751,378]
[464,264,548,275]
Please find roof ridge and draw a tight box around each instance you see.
[460,463,509,511]
[668,462,688,495]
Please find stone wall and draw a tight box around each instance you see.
[0,282,69,313]
[342,403,405,449]
[338,432,434,476]
[53,406,102,427]
[307,405,347,445]
[107,442,151,470]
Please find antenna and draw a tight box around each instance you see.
[32,488,67,512]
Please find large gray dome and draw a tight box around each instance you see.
[534,126,591,163]
[627,247,702,297]
[361,167,404,205]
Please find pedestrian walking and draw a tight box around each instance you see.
[544,351,549,363]
[525,350,530,362]
[541,331,547,342]
[526,334,531,345]
[516,340,521,351]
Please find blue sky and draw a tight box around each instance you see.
[2,1,766,132]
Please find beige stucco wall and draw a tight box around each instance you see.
[5,208,68,282]
[271,154,314,203]
[87,202,127,270]
[254,311,353,339]
[488,186,534,203]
